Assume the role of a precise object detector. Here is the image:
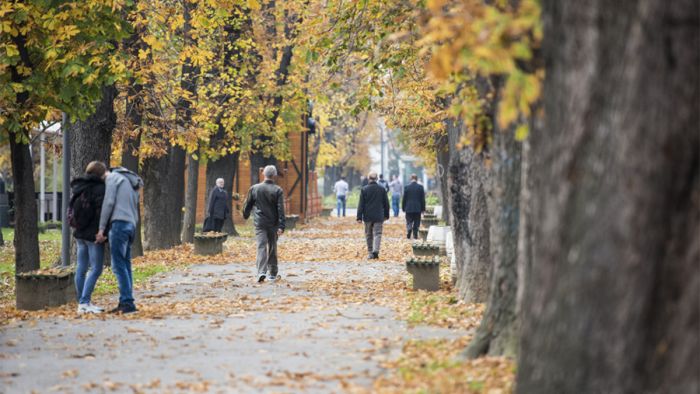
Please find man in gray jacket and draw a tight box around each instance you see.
[243,165,286,283]
[96,166,143,314]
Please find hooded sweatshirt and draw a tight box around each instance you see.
[99,167,143,231]
[70,174,105,241]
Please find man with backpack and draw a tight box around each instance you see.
[95,165,143,314]
[69,161,107,314]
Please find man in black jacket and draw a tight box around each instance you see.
[206,178,230,232]
[357,172,390,259]
[402,173,425,239]
[243,165,286,282]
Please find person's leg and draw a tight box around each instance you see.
[405,213,414,239]
[392,195,399,217]
[213,218,224,232]
[336,196,341,217]
[75,239,89,303]
[110,221,135,306]
[341,196,346,216]
[79,242,105,305]
[267,228,278,277]
[255,227,269,278]
[364,221,373,253]
[413,214,422,239]
[373,221,383,254]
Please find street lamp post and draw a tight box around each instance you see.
[61,113,70,267]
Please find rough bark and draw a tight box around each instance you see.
[181,153,199,243]
[205,151,239,236]
[120,134,143,258]
[68,85,115,179]
[142,145,186,250]
[465,121,522,358]
[9,135,39,273]
[435,130,450,223]
[448,146,491,303]
[517,1,699,392]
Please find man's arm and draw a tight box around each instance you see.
[356,189,364,221]
[207,188,216,216]
[383,189,390,219]
[224,191,231,218]
[401,186,407,212]
[98,177,117,231]
[242,187,255,220]
[277,188,286,232]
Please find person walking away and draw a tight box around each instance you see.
[333,176,349,217]
[361,175,368,187]
[389,175,403,217]
[357,172,390,259]
[243,165,286,282]
[205,178,230,232]
[402,173,426,239]
[69,161,107,314]
[96,165,143,314]
[377,174,390,193]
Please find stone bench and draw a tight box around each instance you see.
[16,268,75,311]
[412,242,440,257]
[194,233,227,255]
[406,257,440,291]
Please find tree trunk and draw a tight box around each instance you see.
[205,151,239,236]
[120,134,143,258]
[448,146,491,302]
[465,119,522,358]
[435,130,450,223]
[181,153,199,242]
[517,1,699,392]
[9,135,39,273]
[69,85,116,178]
[142,145,186,250]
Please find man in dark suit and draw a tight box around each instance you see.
[402,173,425,239]
[206,178,230,232]
[357,172,390,259]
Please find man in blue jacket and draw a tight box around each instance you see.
[402,173,425,239]
[357,172,390,259]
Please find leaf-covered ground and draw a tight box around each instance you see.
[0,217,514,393]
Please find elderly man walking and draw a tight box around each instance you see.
[357,172,390,259]
[402,173,425,239]
[243,165,286,282]
[205,178,229,232]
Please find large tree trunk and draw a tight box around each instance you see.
[435,130,450,223]
[69,85,115,178]
[181,153,199,242]
[205,151,239,236]
[142,145,186,250]
[448,146,491,302]
[517,1,699,392]
[9,135,39,273]
[465,118,522,358]
[121,133,143,258]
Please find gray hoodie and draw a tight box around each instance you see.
[99,167,143,231]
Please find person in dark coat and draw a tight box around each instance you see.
[402,173,426,239]
[243,165,286,283]
[70,161,107,314]
[206,178,230,232]
[357,172,390,259]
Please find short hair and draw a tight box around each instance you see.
[263,165,277,178]
[368,172,378,181]
[86,161,107,178]
[410,173,418,180]
[379,174,384,178]
[340,176,346,180]
[216,178,224,184]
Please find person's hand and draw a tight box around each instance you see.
[95,230,107,244]
[356,219,362,224]
[277,229,284,236]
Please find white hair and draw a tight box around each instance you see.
[263,165,277,178]
[215,178,224,187]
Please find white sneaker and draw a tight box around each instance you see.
[77,303,103,314]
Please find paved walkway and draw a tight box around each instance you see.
[0,217,461,393]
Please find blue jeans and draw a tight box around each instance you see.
[109,220,135,306]
[336,195,346,217]
[392,194,401,217]
[75,239,105,304]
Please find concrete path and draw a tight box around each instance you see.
[0,218,462,393]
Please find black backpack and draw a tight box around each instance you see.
[68,189,96,230]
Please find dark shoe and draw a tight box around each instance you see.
[407,232,412,239]
[109,303,137,314]
[372,252,379,259]
[367,253,375,260]
[258,274,266,283]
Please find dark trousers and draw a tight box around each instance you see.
[405,212,421,239]
[212,218,224,232]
